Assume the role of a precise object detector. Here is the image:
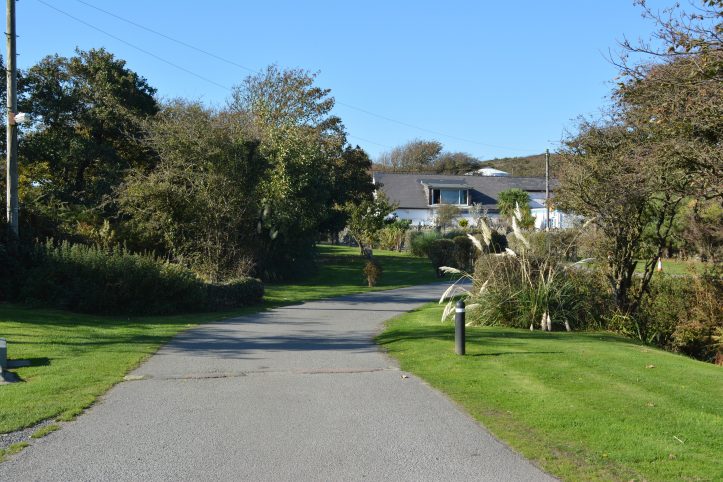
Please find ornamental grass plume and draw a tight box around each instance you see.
[440,203,594,331]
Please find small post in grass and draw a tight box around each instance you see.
[0,338,7,371]
[455,300,465,356]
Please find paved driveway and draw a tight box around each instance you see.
[0,284,554,481]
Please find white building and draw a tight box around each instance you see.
[373,172,572,229]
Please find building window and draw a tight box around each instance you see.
[430,189,468,205]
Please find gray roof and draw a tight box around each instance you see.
[373,172,554,212]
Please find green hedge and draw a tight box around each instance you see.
[205,278,264,310]
[3,241,263,315]
[426,239,456,276]
[408,230,441,257]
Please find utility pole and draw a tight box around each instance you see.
[5,0,18,238]
[545,148,550,231]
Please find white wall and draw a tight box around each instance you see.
[393,208,499,228]
[531,208,576,230]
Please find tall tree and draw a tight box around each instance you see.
[377,139,443,171]
[18,48,158,238]
[616,0,722,201]
[432,151,481,174]
[117,100,265,282]
[557,0,722,320]
[321,145,375,241]
[230,65,346,279]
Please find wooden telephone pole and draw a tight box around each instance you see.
[5,0,18,238]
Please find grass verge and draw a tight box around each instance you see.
[0,245,436,435]
[30,424,60,439]
[0,443,29,463]
[377,303,723,481]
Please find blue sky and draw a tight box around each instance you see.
[17,1,664,160]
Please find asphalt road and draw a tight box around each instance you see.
[0,283,554,481]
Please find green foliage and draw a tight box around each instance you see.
[374,139,482,174]
[450,217,604,331]
[677,198,723,262]
[205,278,265,311]
[407,230,440,257]
[426,239,456,276]
[3,241,264,315]
[634,272,722,363]
[19,48,159,239]
[477,153,557,177]
[377,219,412,251]
[321,145,376,238]
[17,241,205,314]
[363,258,383,287]
[556,1,722,313]
[230,65,348,279]
[117,100,265,282]
[487,230,508,253]
[497,189,534,227]
[376,139,443,171]
[434,204,461,230]
[452,236,475,272]
[344,192,397,255]
[470,254,585,330]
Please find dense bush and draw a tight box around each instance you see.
[4,241,263,315]
[377,220,411,251]
[487,230,508,253]
[408,230,441,257]
[426,239,456,276]
[634,272,722,363]
[452,236,475,272]
[520,230,580,260]
[442,229,468,240]
[205,277,264,310]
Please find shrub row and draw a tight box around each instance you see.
[410,229,507,275]
[628,272,722,363]
[466,246,721,363]
[1,241,263,315]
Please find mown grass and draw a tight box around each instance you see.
[579,258,706,276]
[0,245,437,435]
[634,258,707,276]
[377,303,723,482]
[266,245,438,304]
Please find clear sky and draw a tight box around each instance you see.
[16,0,665,160]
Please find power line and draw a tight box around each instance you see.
[40,0,539,155]
[72,0,533,153]
[73,0,257,74]
[35,0,231,92]
[346,135,392,149]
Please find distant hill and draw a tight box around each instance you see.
[478,153,560,178]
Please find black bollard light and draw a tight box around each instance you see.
[455,300,465,355]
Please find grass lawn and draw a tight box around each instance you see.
[0,245,437,435]
[377,303,723,482]
[635,258,708,276]
[266,245,438,304]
